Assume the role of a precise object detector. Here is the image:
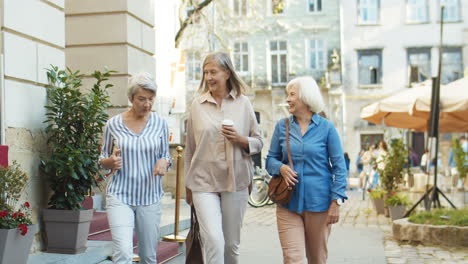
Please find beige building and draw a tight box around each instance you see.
[1,0,158,252]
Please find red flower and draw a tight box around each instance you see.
[12,212,18,219]
[0,210,8,217]
[24,202,30,208]
[18,212,25,218]
[97,178,103,182]
[17,224,28,236]
[367,189,372,193]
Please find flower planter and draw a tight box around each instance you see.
[0,224,38,264]
[388,205,406,220]
[371,198,385,215]
[43,208,94,254]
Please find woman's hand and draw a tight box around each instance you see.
[101,148,122,170]
[221,126,250,151]
[153,159,169,176]
[185,188,193,206]
[279,164,298,187]
[327,201,340,224]
[221,125,241,143]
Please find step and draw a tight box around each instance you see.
[28,197,191,264]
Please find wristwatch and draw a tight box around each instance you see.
[333,199,344,206]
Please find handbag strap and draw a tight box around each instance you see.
[285,118,293,170]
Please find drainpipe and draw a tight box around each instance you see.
[0,54,5,145]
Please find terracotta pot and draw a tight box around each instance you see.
[0,224,38,264]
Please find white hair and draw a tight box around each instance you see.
[127,72,157,99]
[286,76,324,113]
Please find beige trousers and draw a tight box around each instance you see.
[276,205,331,264]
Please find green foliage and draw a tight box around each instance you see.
[384,193,411,206]
[0,162,33,233]
[408,208,468,226]
[452,138,467,180]
[40,66,114,210]
[377,136,408,192]
[272,0,284,14]
[368,188,387,200]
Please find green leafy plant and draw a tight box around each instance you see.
[384,193,411,206]
[0,161,33,235]
[408,208,468,226]
[452,137,467,180]
[40,66,114,210]
[377,136,408,193]
[368,188,387,200]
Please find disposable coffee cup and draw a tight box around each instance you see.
[222,119,234,127]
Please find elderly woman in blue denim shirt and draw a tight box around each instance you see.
[266,76,348,264]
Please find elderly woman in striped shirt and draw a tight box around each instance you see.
[99,72,171,264]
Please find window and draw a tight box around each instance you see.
[233,0,248,16]
[308,0,322,12]
[270,41,288,85]
[309,39,326,70]
[358,50,382,85]
[357,0,379,24]
[406,0,428,23]
[407,48,431,84]
[233,42,249,73]
[272,0,285,15]
[441,48,462,84]
[186,51,201,82]
[440,0,461,22]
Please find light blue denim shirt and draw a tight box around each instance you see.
[266,114,348,213]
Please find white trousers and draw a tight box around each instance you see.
[192,188,249,264]
[106,194,162,264]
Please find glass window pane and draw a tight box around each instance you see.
[242,43,248,51]
[317,0,321,11]
[242,0,247,15]
[309,0,315,12]
[234,0,239,15]
[271,55,278,84]
[243,55,249,72]
[235,54,241,71]
[270,41,277,51]
[311,53,317,69]
[234,43,240,52]
[310,40,316,49]
[280,55,287,83]
[279,41,287,50]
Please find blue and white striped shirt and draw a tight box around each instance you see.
[100,112,171,206]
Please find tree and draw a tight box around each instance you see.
[175,0,214,48]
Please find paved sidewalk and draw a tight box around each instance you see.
[167,190,468,264]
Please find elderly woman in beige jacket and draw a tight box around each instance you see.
[184,52,263,264]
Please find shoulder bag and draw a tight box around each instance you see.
[268,117,294,204]
[185,206,204,264]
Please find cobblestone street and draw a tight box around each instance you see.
[241,190,468,264]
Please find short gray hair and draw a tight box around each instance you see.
[286,76,324,113]
[128,72,157,99]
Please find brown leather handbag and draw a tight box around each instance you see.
[185,206,203,264]
[268,118,294,204]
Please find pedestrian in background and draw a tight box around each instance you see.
[184,52,263,264]
[266,76,348,264]
[356,149,364,174]
[99,73,171,264]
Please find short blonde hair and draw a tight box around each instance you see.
[128,72,157,99]
[286,76,324,113]
[198,52,247,96]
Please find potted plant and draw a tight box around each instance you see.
[368,188,386,215]
[40,66,113,254]
[451,137,467,203]
[0,161,38,263]
[385,193,410,220]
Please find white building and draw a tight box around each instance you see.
[180,0,342,167]
[340,0,468,173]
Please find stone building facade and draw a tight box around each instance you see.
[0,0,157,251]
[180,0,342,167]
